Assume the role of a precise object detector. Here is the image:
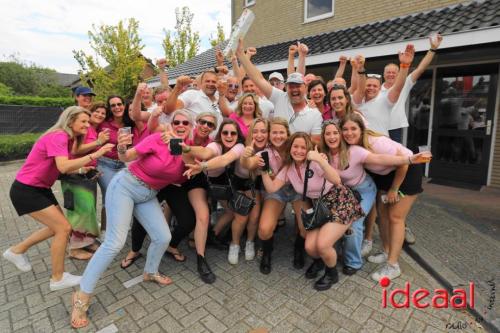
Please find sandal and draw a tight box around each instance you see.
[69,249,93,260]
[84,242,100,253]
[165,247,186,262]
[143,273,173,286]
[120,252,142,269]
[71,291,90,329]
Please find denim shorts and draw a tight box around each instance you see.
[264,183,301,203]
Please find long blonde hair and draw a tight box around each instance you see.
[245,118,269,148]
[45,106,90,146]
[339,113,383,152]
[320,120,350,171]
[236,93,262,118]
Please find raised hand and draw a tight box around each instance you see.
[156,58,169,70]
[339,55,348,65]
[429,33,443,49]
[355,54,365,70]
[307,145,322,162]
[236,38,245,58]
[216,78,228,95]
[136,82,148,96]
[246,47,257,58]
[215,48,224,66]
[183,161,203,179]
[175,75,193,91]
[97,128,110,144]
[243,140,255,158]
[289,44,298,56]
[298,42,309,56]
[399,44,415,65]
[215,65,229,75]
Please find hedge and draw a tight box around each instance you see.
[0,133,42,161]
[0,95,74,107]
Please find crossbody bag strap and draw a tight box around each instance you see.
[302,160,311,202]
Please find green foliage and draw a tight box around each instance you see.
[0,133,42,161]
[0,56,71,98]
[0,95,74,107]
[162,7,200,67]
[0,82,13,96]
[209,22,226,48]
[73,18,146,100]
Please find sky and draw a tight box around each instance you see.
[0,0,232,74]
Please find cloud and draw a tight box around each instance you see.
[0,0,231,73]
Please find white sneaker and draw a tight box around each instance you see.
[404,226,416,244]
[3,248,32,272]
[99,230,106,243]
[361,240,373,257]
[49,272,82,291]
[228,244,240,265]
[245,241,255,261]
[371,263,401,281]
[367,251,388,264]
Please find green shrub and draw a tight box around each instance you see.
[0,133,42,161]
[0,95,73,107]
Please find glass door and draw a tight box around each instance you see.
[430,64,498,186]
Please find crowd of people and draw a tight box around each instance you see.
[3,34,439,328]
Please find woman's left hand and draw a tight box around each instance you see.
[183,161,203,179]
[387,190,399,205]
[307,146,322,162]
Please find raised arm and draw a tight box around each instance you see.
[130,83,152,122]
[217,79,234,117]
[165,76,191,113]
[240,141,264,171]
[410,34,442,82]
[287,44,298,76]
[335,55,348,79]
[352,55,366,105]
[55,143,114,174]
[147,107,166,133]
[364,150,431,166]
[72,128,110,155]
[307,147,341,185]
[387,44,415,104]
[236,38,273,99]
[297,42,308,76]
[231,55,244,83]
[156,58,170,88]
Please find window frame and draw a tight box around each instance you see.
[303,0,334,23]
[245,0,256,7]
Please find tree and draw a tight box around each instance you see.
[0,82,13,96]
[209,22,226,48]
[162,7,200,68]
[73,18,146,100]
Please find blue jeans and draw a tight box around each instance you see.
[343,175,376,269]
[97,157,126,200]
[80,170,171,294]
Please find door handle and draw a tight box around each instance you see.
[486,120,492,135]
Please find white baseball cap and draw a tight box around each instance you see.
[268,72,285,82]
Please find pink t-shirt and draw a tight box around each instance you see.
[364,135,413,175]
[128,132,186,190]
[206,142,248,178]
[321,104,333,121]
[276,161,333,199]
[186,128,212,147]
[16,130,70,188]
[77,126,98,167]
[330,145,370,187]
[229,113,251,138]
[99,120,149,159]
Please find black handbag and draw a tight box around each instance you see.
[228,177,256,216]
[300,162,332,231]
[206,168,233,201]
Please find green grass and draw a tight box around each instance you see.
[0,133,42,161]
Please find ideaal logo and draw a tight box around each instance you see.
[378,277,475,309]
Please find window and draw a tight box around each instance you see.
[304,0,334,23]
[245,0,255,7]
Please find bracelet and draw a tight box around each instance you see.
[96,139,102,146]
[408,156,413,165]
[201,161,208,171]
[429,48,437,53]
[389,187,399,192]
[117,147,127,154]
[78,168,83,175]
[182,145,191,153]
[400,63,410,69]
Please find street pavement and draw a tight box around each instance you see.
[0,161,486,332]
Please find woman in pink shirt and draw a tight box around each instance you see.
[326,84,366,123]
[340,113,430,282]
[261,132,365,290]
[61,102,110,260]
[4,106,113,292]
[228,93,263,138]
[71,110,192,329]
[308,80,331,119]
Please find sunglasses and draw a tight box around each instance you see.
[173,120,190,126]
[322,119,339,128]
[228,83,239,89]
[198,119,215,129]
[367,74,382,79]
[222,130,237,136]
[110,102,123,108]
[331,83,346,89]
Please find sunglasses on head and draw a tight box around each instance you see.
[367,74,382,79]
[322,119,339,128]
[110,102,123,108]
[332,84,346,89]
[173,120,190,126]
[222,130,237,136]
[228,83,239,89]
[198,119,215,129]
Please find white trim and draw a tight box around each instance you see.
[254,27,500,73]
[487,65,500,186]
[244,0,255,7]
[303,0,334,24]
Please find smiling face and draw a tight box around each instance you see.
[309,83,326,104]
[70,113,91,136]
[242,78,256,94]
[196,115,216,138]
[172,113,192,140]
[287,83,306,105]
[269,124,288,148]
[142,88,153,106]
[290,137,308,163]
[323,124,341,151]
[330,89,347,113]
[220,123,238,149]
[226,76,239,100]
[365,78,381,100]
[201,72,218,97]
[241,96,256,117]
[76,94,93,109]
[90,107,106,126]
[109,97,125,119]
[251,121,268,150]
[342,120,362,145]
[383,64,399,86]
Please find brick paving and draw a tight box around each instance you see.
[0,161,481,332]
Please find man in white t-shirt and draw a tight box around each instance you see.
[352,45,416,137]
[236,41,322,143]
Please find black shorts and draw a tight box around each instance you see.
[208,174,252,192]
[183,173,209,192]
[369,165,423,196]
[10,180,59,216]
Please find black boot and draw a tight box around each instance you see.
[197,254,216,284]
[313,265,339,291]
[305,258,325,279]
[293,236,305,269]
[207,226,228,250]
[260,237,273,275]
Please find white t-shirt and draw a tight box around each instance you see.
[179,90,223,135]
[355,92,394,136]
[258,96,274,119]
[269,87,322,135]
[389,76,415,129]
[147,103,171,125]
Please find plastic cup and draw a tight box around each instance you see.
[118,127,132,145]
[418,145,429,153]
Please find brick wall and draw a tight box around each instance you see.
[233,0,468,47]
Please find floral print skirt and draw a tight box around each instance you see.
[322,184,364,225]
